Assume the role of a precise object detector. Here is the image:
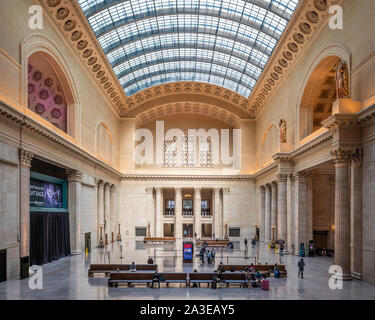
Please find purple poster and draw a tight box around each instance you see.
[30,179,63,208]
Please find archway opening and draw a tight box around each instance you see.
[299,56,340,140]
[27,52,75,135]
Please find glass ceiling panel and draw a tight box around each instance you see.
[78,0,300,98]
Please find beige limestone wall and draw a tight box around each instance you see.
[0,0,120,168]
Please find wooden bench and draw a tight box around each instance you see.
[218,264,287,277]
[221,272,247,287]
[159,272,188,287]
[144,237,175,243]
[189,272,215,287]
[88,264,157,277]
[196,240,229,247]
[108,272,154,287]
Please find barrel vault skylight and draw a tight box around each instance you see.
[78,0,300,98]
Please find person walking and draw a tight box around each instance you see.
[244,238,248,249]
[298,259,305,279]
[251,238,256,250]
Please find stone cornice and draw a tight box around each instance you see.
[250,0,343,115]
[357,104,375,124]
[322,113,361,130]
[39,0,127,115]
[291,130,333,159]
[121,174,254,182]
[0,99,120,177]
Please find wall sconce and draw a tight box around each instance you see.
[331,224,335,231]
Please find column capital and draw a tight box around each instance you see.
[350,148,363,165]
[155,187,163,194]
[222,188,230,194]
[104,182,111,191]
[213,187,221,195]
[331,148,353,166]
[110,184,116,192]
[19,149,33,168]
[277,174,288,183]
[145,187,153,194]
[97,179,104,189]
[175,187,182,194]
[194,187,201,195]
[295,172,308,183]
[66,170,82,182]
[260,185,266,193]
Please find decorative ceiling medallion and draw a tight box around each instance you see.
[293,33,304,44]
[35,103,46,114]
[288,43,299,53]
[64,19,76,31]
[39,89,49,100]
[314,0,328,11]
[33,71,42,82]
[51,108,62,119]
[56,7,69,20]
[71,30,82,41]
[47,0,60,7]
[54,94,63,105]
[306,11,319,24]
[45,78,54,87]
[299,22,312,34]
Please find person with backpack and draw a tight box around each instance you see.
[298,259,305,279]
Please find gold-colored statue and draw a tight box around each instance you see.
[334,59,350,99]
[279,119,287,144]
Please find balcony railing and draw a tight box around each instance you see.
[201,208,211,216]
[164,208,175,216]
[182,209,193,215]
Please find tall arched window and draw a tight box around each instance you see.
[96,123,114,164]
[261,124,278,167]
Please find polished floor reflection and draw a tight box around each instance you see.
[0,239,374,300]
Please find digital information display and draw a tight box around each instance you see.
[30,178,63,209]
[183,242,193,262]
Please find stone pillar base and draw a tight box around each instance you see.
[334,273,352,281]
[351,271,362,280]
[71,249,82,255]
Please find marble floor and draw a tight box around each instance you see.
[0,239,374,300]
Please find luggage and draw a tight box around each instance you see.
[211,280,217,289]
[261,280,269,290]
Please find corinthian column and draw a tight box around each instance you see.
[213,188,221,239]
[155,187,163,237]
[104,183,111,240]
[277,174,288,243]
[67,169,82,254]
[350,149,363,280]
[287,174,293,252]
[110,185,116,243]
[271,182,278,239]
[175,187,182,238]
[97,180,104,247]
[259,186,266,242]
[264,184,271,242]
[194,188,201,238]
[294,172,307,255]
[19,149,33,278]
[222,188,230,239]
[332,148,352,280]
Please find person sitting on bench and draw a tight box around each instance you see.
[230,266,235,272]
[254,269,262,286]
[130,261,137,272]
[249,263,255,272]
[151,271,160,288]
[245,269,251,287]
[192,269,198,287]
[147,256,154,264]
[274,264,281,278]
[250,274,257,288]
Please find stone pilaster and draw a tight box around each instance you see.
[264,184,271,242]
[271,182,278,239]
[294,172,307,255]
[259,186,266,242]
[19,149,33,278]
[145,187,154,237]
[194,188,201,238]
[351,149,363,280]
[222,188,230,240]
[277,174,288,243]
[287,174,294,252]
[67,169,82,255]
[175,187,182,238]
[110,185,116,243]
[332,148,352,280]
[155,187,163,237]
[97,180,104,247]
[213,188,221,239]
[104,183,111,239]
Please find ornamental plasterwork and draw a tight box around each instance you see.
[39,0,128,115]
[249,0,343,116]
[136,102,241,127]
[124,82,250,117]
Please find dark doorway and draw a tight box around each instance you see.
[256,226,260,241]
[313,230,328,250]
[0,250,6,283]
[163,223,174,237]
[183,224,193,237]
[85,233,91,253]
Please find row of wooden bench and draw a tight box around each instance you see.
[108,272,256,288]
[218,264,287,277]
[196,239,230,247]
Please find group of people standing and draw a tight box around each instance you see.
[198,243,215,264]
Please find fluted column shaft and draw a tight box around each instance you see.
[110,185,116,242]
[194,188,201,238]
[351,150,363,279]
[67,170,82,254]
[271,182,278,240]
[175,188,182,238]
[97,181,104,246]
[213,188,221,239]
[259,186,266,242]
[294,172,307,255]
[104,183,111,236]
[264,184,271,242]
[277,174,288,242]
[19,149,33,262]
[287,175,293,252]
[155,187,163,237]
[332,149,352,280]
[222,188,230,239]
